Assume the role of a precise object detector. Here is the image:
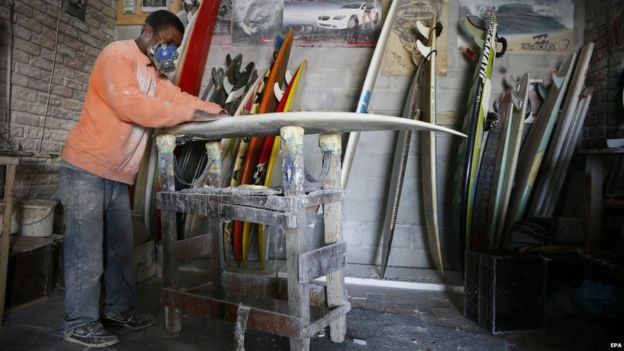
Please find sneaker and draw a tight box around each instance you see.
[63,321,119,348]
[104,310,156,330]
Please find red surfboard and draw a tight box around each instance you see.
[177,0,221,95]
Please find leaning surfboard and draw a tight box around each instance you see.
[503,53,576,237]
[491,73,530,249]
[177,0,222,94]
[341,0,399,188]
[416,18,444,278]
[378,52,426,279]
[528,42,594,217]
[452,14,504,255]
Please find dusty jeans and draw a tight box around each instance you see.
[59,162,136,335]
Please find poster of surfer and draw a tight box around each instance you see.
[283,0,383,47]
[212,0,233,45]
[458,0,574,55]
[231,0,284,45]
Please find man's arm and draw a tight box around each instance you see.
[156,76,224,115]
[98,53,198,128]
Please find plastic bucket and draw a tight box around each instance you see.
[18,199,57,237]
[0,201,18,235]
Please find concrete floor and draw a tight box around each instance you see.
[0,273,619,350]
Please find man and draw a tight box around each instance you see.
[361,0,377,31]
[59,10,223,348]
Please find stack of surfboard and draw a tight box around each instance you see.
[186,28,309,268]
[466,39,595,251]
[502,43,595,241]
[178,52,260,245]
[450,13,596,257]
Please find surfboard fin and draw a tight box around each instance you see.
[416,40,432,59]
[512,74,530,110]
[416,20,431,38]
[464,16,486,47]
[274,82,285,102]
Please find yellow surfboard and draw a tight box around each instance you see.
[255,60,308,267]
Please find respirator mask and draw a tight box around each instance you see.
[148,41,179,74]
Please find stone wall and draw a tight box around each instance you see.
[583,0,624,147]
[0,0,117,199]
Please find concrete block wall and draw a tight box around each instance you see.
[0,0,117,199]
[118,1,585,272]
[583,0,624,147]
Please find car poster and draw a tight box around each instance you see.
[380,0,448,76]
[283,0,383,47]
[458,0,575,55]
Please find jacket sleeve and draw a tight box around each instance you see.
[156,77,224,114]
[98,52,196,128]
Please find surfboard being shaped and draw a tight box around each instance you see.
[162,112,466,140]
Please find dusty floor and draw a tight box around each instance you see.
[0,273,620,351]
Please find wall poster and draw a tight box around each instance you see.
[458,0,575,55]
[380,0,448,76]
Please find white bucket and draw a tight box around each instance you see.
[0,201,18,235]
[18,199,57,237]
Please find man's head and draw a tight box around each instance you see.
[137,10,185,74]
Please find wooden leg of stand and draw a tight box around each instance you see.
[320,134,346,342]
[157,135,181,332]
[281,127,310,351]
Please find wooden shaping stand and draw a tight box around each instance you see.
[156,128,349,350]
[0,155,18,325]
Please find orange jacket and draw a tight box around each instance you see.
[62,40,221,184]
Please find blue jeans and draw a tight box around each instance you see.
[59,162,136,335]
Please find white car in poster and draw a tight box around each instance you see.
[317,3,378,30]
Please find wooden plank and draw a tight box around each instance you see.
[175,233,211,261]
[222,272,328,308]
[319,133,347,342]
[0,157,19,165]
[219,204,294,227]
[580,148,624,154]
[158,191,291,212]
[210,219,224,298]
[303,303,351,338]
[162,288,303,338]
[157,194,295,227]
[0,163,16,325]
[298,241,347,283]
[281,127,310,350]
[156,135,182,332]
[301,190,344,208]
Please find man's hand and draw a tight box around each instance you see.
[192,109,232,122]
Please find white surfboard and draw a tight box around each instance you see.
[162,111,466,140]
